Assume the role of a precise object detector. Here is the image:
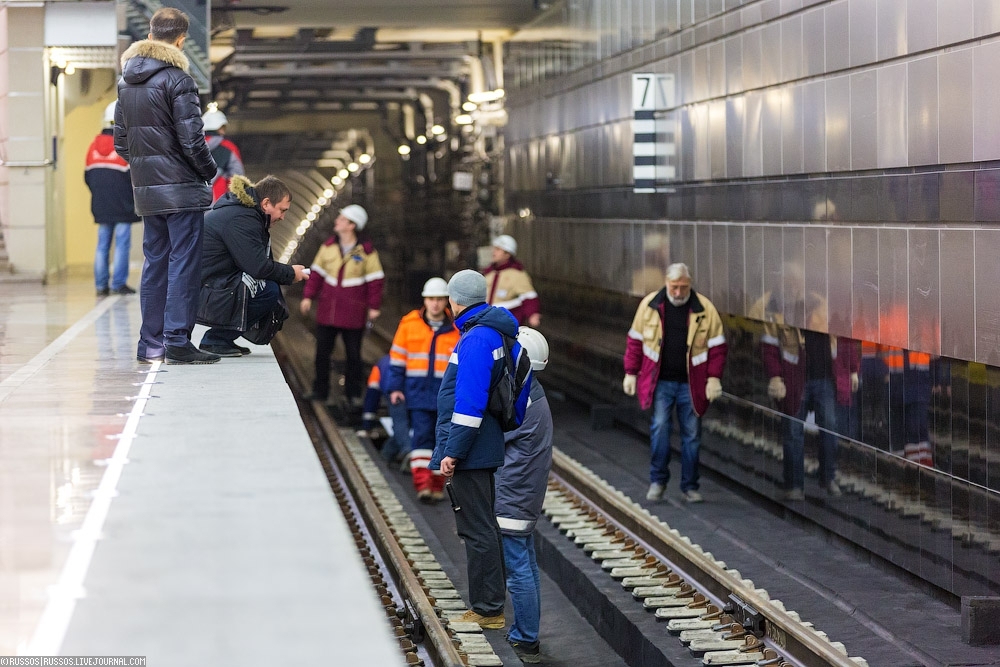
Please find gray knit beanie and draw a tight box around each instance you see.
[448,269,487,307]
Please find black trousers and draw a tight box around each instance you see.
[312,325,364,400]
[451,468,506,616]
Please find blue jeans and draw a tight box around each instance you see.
[201,281,279,346]
[95,222,132,290]
[502,533,540,644]
[784,378,837,490]
[138,211,204,357]
[649,380,701,491]
[380,399,411,462]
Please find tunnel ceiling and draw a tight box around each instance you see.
[206,0,545,175]
[210,0,540,121]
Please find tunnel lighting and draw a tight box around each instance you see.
[462,101,477,112]
[317,197,328,206]
[65,65,76,75]
[397,145,411,156]
[331,176,343,186]
[310,204,321,213]
[347,162,359,172]
[338,168,350,179]
[358,153,372,164]
[455,114,473,125]
[287,240,298,250]
[468,89,504,104]
[431,124,445,135]
[518,207,532,219]
[323,188,333,198]
[306,211,317,221]
[416,135,427,145]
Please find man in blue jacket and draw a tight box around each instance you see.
[431,269,531,631]
[115,7,219,365]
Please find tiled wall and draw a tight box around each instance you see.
[503,0,1000,597]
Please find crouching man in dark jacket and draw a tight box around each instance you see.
[197,175,307,356]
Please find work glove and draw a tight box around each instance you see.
[850,372,859,392]
[706,377,722,402]
[768,376,786,400]
[622,374,637,396]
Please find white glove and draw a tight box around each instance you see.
[622,374,637,396]
[850,372,859,392]
[768,376,786,400]
[706,377,722,401]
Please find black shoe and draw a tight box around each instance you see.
[508,639,541,664]
[113,285,136,295]
[199,343,245,358]
[233,344,251,355]
[165,344,221,365]
[96,287,110,297]
[137,354,165,364]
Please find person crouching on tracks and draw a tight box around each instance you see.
[430,269,532,631]
[387,278,460,502]
[495,327,552,664]
[622,262,727,504]
[197,175,307,356]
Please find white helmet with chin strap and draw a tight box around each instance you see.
[517,326,549,371]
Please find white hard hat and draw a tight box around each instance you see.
[492,234,517,256]
[421,277,450,298]
[340,204,369,230]
[202,109,228,131]
[103,101,117,127]
[517,326,549,372]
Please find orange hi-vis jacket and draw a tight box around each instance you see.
[387,309,460,411]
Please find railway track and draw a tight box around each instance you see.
[273,332,871,666]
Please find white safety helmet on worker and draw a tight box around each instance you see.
[492,234,517,256]
[421,277,450,298]
[517,326,549,371]
[103,101,117,127]
[340,204,369,230]
[202,109,228,132]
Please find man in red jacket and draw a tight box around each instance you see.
[622,263,727,503]
[85,100,139,297]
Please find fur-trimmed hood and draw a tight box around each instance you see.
[227,175,256,207]
[120,40,189,82]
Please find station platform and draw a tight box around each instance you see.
[0,274,403,665]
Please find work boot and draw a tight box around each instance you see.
[165,344,221,365]
[507,638,541,664]
[457,609,505,630]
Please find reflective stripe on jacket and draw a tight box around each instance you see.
[388,309,460,410]
[430,304,530,471]
[302,235,384,329]
[495,378,553,535]
[485,258,539,325]
[623,289,727,416]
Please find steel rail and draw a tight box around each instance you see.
[274,336,468,667]
[551,447,861,667]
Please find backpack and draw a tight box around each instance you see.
[472,326,532,431]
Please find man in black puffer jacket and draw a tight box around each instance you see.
[197,175,306,357]
[115,7,220,365]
